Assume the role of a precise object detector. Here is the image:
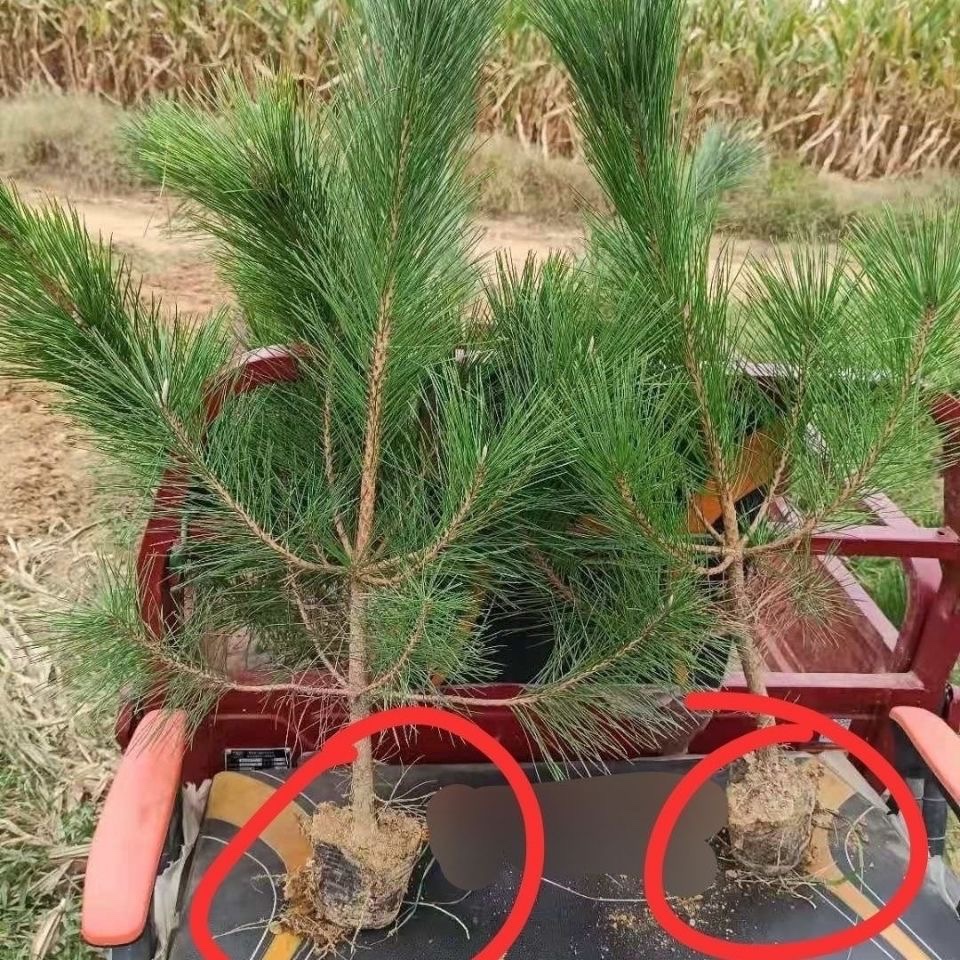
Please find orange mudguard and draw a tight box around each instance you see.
[890,706,960,807]
[81,710,187,947]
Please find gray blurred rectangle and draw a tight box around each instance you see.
[427,771,726,897]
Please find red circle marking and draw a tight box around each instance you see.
[189,706,545,960]
[644,691,929,960]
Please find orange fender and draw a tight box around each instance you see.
[81,710,187,947]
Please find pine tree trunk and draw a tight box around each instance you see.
[301,583,422,932]
[725,555,816,875]
[718,491,770,714]
[727,555,773,731]
[347,582,376,837]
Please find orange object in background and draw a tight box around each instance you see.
[687,431,779,534]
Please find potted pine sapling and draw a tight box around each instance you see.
[0,0,733,945]
[536,0,960,874]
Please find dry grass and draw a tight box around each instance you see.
[684,0,960,178]
[470,135,606,222]
[2,0,960,177]
[4,92,960,237]
[0,92,605,219]
[0,0,346,107]
[0,91,140,193]
[717,157,845,240]
[0,528,113,960]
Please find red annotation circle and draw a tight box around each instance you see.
[188,706,546,960]
[643,691,929,960]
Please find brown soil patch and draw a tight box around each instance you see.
[0,381,92,542]
[141,260,231,317]
[727,752,819,876]
[285,804,424,944]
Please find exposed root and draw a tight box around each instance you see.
[726,751,820,876]
[281,866,344,957]
[282,803,425,951]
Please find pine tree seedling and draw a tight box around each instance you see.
[5,0,957,934]
[535,0,960,874]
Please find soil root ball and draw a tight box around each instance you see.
[727,753,819,877]
[287,803,425,937]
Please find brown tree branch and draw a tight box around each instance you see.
[690,497,724,543]
[342,110,415,834]
[365,458,488,587]
[530,548,578,604]
[354,296,392,561]
[746,437,792,538]
[617,475,724,561]
[347,584,375,830]
[681,310,733,498]
[163,412,344,576]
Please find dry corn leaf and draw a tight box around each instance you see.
[2,0,960,175]
[30,899,67,960]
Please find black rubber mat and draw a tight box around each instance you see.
[169,759,959,960]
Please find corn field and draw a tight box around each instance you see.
[0,0,958,178]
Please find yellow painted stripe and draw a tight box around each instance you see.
[261,930,302,960]
[205,772,313,871]
[205,773,310,960]
[811,766,932,960]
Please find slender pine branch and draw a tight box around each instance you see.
[682,309,734,498]
[530,548,578,604]
[690,496,724,543]
[163,411,345,576]
[617,474,724,562]
[366,455,488,587]
[354,298,392,561]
